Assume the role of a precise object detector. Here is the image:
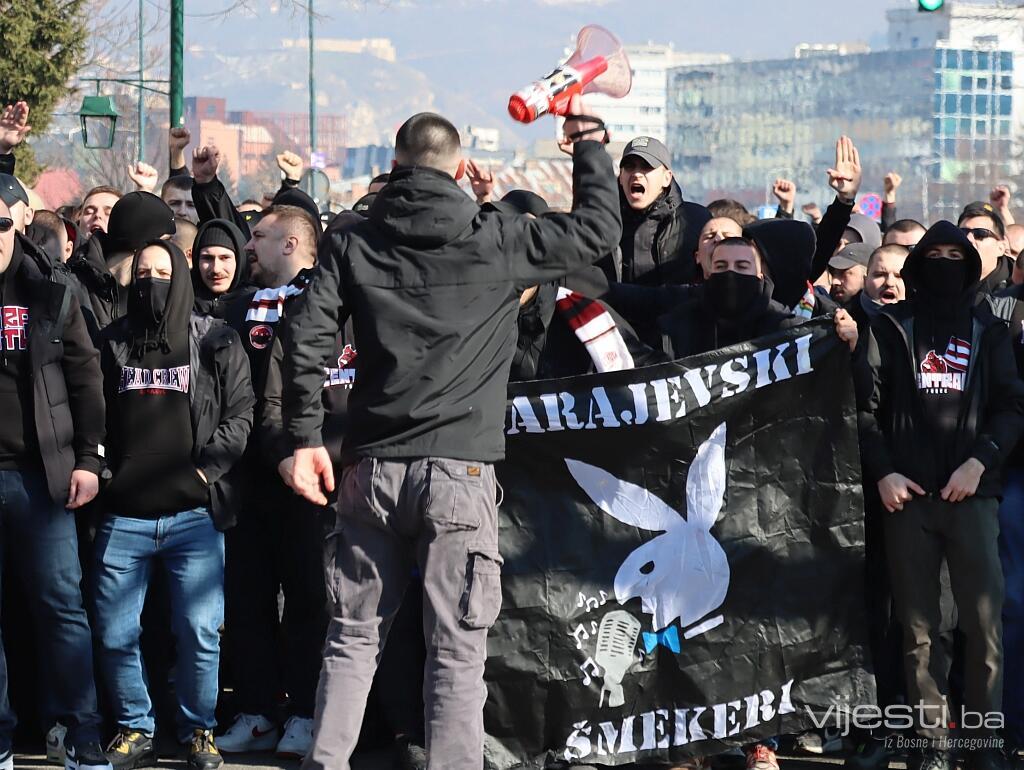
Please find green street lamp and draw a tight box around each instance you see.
[78,95,120,149]
[918,0,945,11]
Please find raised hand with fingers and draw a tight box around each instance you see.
[827,136,862,204]
[772,178,796,214]
[169,126,191,169]
[276,150,303,182]
[883,172,902,203]
[802,202,823,223]
[990,185,1014,225]
[0,101,31,154]
[127,161,159,193]
[191,145,220,184]
[465,159,495,204]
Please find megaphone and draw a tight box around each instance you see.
[508,25,632,124]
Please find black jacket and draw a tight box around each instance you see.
[100,312,255,530]
[281,139,621,464]
[859,224,1024,496]
[4,240,105,502]
[809,196,855,282]
[615,179,692,286]
[511,282,660,381]
[67,233,127,341]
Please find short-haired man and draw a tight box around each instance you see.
[161,176,197,224]
[213,203,326,758]
[171,217,198,266]
[883,219,926,249]
[0,198,112,770]
[860,221,1024,770]
[77,186,123,239]
[27,209,74,264]
[281,100,622,769]
[695,216,744,280]
[958,202,1012,294]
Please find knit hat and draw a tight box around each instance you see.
[194,219,242,256]
[106,191,176,254]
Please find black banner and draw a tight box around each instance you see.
[484,318,875,768]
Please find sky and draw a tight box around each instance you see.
[168,0,911,144]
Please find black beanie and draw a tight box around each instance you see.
[106,191,176,255]
[194,219,242,256]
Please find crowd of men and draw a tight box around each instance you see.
[0,89,1022,770]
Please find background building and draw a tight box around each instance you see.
[667,1,1024,221]
[587,44,730,144]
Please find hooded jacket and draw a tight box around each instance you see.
[67,231,128,340]
[99,241,255,528]
[616,179,693,286]
[191,219,252,321]
[744,219,817,311]
[859,221,1024,496]
[0,238,105,502]
[281,139,621,464]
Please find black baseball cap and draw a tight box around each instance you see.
[829,243,873,271]
[958,201,1005,238]
[0,174,28,208]
[621,136,671,170]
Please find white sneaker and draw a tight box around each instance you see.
[275,716,313,759]
[46,723,67,765]
[0,747,12,770]
[215,713,279,753]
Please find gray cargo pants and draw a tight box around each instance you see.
[884,495,1004,739]
[302,457,502,770]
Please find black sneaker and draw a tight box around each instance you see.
[188,729,223,770]
[104,730,154,770]
[909,749,954,770]
[66,741,113,770]
[845,736,898,770]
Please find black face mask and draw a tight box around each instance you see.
[134,277,171,327]
[917,258,967,300]
[705,270,764,320]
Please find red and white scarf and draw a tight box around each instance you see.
[554,287,635,372]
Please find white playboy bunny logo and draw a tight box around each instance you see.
[567,422,730,633]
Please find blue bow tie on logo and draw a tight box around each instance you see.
[641,625,680,654]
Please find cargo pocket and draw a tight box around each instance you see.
[426,458,487,530]
[322,523,345,609]
[460,549,503,629]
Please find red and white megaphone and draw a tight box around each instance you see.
[508,25,632,124]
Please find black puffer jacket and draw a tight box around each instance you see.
[281,139,621,464]
[616,179,691,286]
[67,233,126,341]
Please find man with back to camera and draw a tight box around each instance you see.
[279,96,620,769]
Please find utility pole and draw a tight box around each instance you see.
[137,0,145,161]
[170,0,184,127]
[308,0,317,163]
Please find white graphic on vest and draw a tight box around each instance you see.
[119,365,191,394]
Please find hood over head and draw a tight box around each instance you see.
[369,165,479,248]
[743,218,817,309]
[902,220,982,300]
[127,239,194,358]
[106,192,176,256]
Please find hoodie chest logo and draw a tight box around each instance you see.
[1,306,28,351]
[119,365,190,394]
[917,336,970,394]
[249,324,274,350]
[324,344,357,390]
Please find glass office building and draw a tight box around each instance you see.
[667,42,1019,222]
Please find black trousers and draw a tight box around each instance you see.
[224,478,328,719]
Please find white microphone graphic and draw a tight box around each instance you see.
[595,610,641,707]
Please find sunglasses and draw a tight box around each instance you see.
[960,226,998,241]
[0,217,12,233]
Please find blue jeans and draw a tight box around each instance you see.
[999,468,1024,745]
[92,507,224,740]
[0,469,102,752]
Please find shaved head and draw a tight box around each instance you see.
[394,113,463,176]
